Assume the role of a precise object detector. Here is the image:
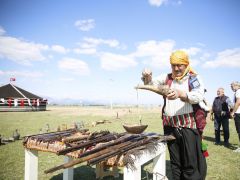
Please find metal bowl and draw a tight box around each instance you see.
[122,124,148,134]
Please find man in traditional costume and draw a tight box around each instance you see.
[142,50,207,180]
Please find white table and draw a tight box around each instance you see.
[24,142,166,180]
[123,142,166,180]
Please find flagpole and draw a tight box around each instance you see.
[109,78,114,110]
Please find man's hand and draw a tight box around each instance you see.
[141,68,152,85]
[210,113,214,121]
[230,112,235,119]
[167,89,188,101]
[167,89,179,100]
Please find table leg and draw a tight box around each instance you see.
[63,156,74,180]
[153,149,166,180]
[96,163,119,179]
[123,165,141,180]
[25,149,38,180]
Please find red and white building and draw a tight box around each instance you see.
[0,83,47,112]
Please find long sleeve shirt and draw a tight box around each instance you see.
[152,73,205,116]
[233,89,240,114]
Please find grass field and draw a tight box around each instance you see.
[0,106,239,180]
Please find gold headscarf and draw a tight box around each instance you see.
[170,50,197,80]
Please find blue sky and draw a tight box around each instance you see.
[0,0,239,105]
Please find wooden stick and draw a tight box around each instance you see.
[44,135,173,174]
[88,136,147,165]
[23,128,78,138]
[61,134,89,143]
[56,133,118,155]
[78,134,140,158]
[23,131,75,146]
[44,140,132,174]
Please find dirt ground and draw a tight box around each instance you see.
[47,105,163,117]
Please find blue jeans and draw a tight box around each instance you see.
[214,116,229,143]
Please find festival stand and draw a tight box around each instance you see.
[23,129,171,180]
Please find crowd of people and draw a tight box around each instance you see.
[141,50,240,180]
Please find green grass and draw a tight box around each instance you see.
[0,106,239,180]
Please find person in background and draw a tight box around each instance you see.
[212,88,233,146]
[199,89,210,117]
[230,81,240,152]
[141,50,207,180]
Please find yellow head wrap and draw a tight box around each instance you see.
[170,50,197,80]
[170,50,189,65]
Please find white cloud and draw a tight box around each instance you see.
[0,35,48,65]
[148,0,182,7]
[73,48,97,55]
[51,45,68,54]
[0,29,76,66]
[73,37,121,55]
[134,40,175,56]
[203,48,240,68]
[148,0,168,7]
[82,37,120,48]
[196,42,206,47]
[59,77,75,82]
[182,47,201,56]
[132,40,175,68]
[100,52,137,71]
[199,53,211,61]
[177,0,182,5]
[180,47,201,66]
[188,58,201,67]
[129,40,203,69]
[58,57,90,75]
[0,26,6,35]
[0,70,44,78]
[75,19,95,31]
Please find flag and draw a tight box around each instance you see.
[8,98,12,107]
[10,77,16,82]
[20,99,24,107]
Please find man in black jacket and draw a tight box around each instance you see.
[212,88,233,145]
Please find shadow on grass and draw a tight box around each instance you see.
[50,165,122,180]
[203,135,237,150]
[203,135,215,143]
[50,160,173,180]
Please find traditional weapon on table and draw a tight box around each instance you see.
[61,130,113,144]
[22,129,80,145]
[87,133,175,166]
[24,128,79,138]
[44,134,176,174]
[61,134,90,143]
[122,134,176,170]
[78,134,140,158]
[45,140,133,174]
[145,133,176,141]
[91,133,176,166]
[56,133,123,156]
[135,84,170,96]
[88,136,148,165]
[44,134,142,174]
